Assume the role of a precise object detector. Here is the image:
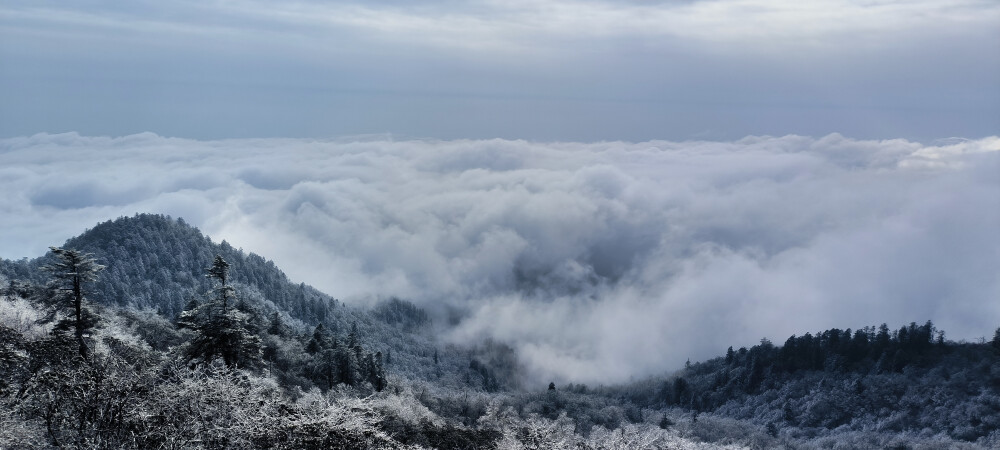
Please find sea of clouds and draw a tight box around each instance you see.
[1,133,997,383]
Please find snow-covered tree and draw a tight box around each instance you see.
[178,255,261,368]
[37,247,105,358]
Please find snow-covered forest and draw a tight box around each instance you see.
[1,214,998,449]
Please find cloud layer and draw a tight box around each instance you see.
[1,133,998,383]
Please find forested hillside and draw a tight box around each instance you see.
[2,214,336,322]
[592,322,1000,445]
[0,225,722,449]
[0,214,521,391]
[1,215,998,449]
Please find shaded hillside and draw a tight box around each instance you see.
[2,215,998,448]
[0,214,521,390]
[596,322,1000,443]
[68,214,337,322]
[2,214,335,323]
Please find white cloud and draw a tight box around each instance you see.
[1,132,998,384]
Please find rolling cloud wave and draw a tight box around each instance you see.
[1,132,997,383]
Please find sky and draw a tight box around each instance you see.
[1,133,998,384]
[1,0,998,141]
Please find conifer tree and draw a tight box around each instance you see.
[38,247,105,358]
[179,255,261,368]
[309,348,340,390]
[336,346,357,386]
[347,322,359,348]
[267,312,285,337]
[306,324,327,354]
[373,351,386,391]
[206,255,234,310]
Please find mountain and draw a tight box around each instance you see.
[588,323,1000,444]
[8,213,336,322]
[0,213,518,389]
[2,214,998,448]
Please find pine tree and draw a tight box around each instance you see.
[336,346,357,386]
[206,255,234,310]
[745,355,764,392]
[309,348,339,390]
[875,323,891,350]
[373,351,386,391]
[38,247,105,358]
[179,255,261,368]
[267,312,285,336]
[347,322,359,349]
[672,377,689,405]
[306,324,327,354]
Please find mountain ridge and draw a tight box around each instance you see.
[0,213,520,390]
[2,214,999,448]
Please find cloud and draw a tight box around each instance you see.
[1,132,998,384]
[1,0,993,381]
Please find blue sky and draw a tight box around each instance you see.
[1,0,997,141]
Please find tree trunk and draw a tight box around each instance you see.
[73,274,88,358]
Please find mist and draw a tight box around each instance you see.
[1,132,998,383]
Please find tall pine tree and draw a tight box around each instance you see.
[178,255,261,368]
[38,247,105,358]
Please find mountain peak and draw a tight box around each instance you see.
[44,213,328,323]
